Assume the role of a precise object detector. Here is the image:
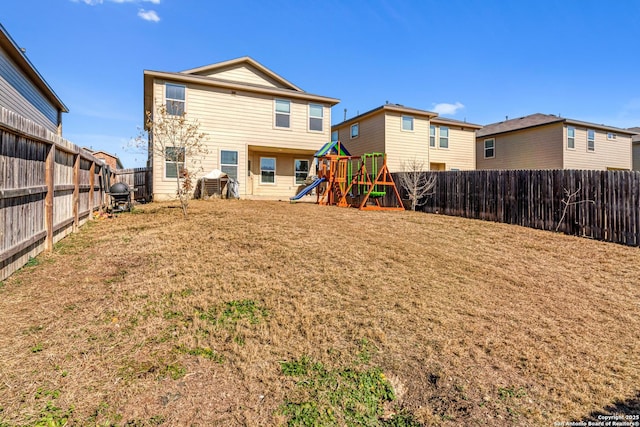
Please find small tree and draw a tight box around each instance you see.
[136,104,208,217]
[397,158,436,211]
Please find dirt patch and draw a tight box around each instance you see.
[0,200,638,426]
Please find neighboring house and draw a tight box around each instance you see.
[476,113,635,170]
[629,127,640,171]
[331,104,481,172]
[0,23,67,135]
[83,148,124,170]
[143,56,339,200]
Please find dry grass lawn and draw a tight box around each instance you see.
[0,199,639,426]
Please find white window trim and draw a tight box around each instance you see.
[567,126,576,150]
[165,83,186,116]
[484,138,495,159]
[607,132,617,140]
[294,159,310,185]
[439,126,449,149]
[260,157,277,185]
[308,103,324,133]
[220,149,239,180]
[401,115,414,132]
[429,125,436,148]
[274,99,291,130]
[587,129,595,152]
[164,146,185,181]
[350,123,359,139]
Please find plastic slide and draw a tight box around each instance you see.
[289,177,326,201]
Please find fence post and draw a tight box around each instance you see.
[89,161,95,216]
[72,153,80,231]
[45,144,55,251]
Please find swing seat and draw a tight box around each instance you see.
[369,191,386,198]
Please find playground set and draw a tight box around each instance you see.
[290,141,404,211]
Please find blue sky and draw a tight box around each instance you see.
[2,0,640,167]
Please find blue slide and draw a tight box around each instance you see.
[290,177,326,201]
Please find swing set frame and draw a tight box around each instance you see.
[315,141,404,211]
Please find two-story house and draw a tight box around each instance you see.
[629,127,640,171]
[330,104,481,172]
[476,113,636,170]
[143,57,339,200]
[0,23,68,135]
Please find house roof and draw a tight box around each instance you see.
[144,57,339,121]
[0,23,68,113]
[181,56,303,92]
[83,147,124,169]
[333,104,438,128]
[431,116,482,130]
[627,127,640,143]
[478,113,637,138]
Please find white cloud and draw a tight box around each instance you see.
[138,9,160,22]
[432,102,465,116]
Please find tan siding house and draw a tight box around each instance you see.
[629,127,640,171]
[477,113,634,170]
[0,24,67,135]
[143,57,339,200]
[331,104,480,172]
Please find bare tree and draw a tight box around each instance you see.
[556,185,595,232]
[135,104,208,217]
[396,158,436,211]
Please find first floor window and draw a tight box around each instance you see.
[429,125,436,147]
[221,150,238,179]
[309,104,323,131]
[439,126,449,148]
[295,159,309,184]
[331,130,339,141]
[260,157,276,184]
[351,123,359,138]
[402,115,414,131]
[587,129,595,151]
[484,139,495,158]
[166,83,185,116]
[275,99,291,128]
[567,126,575,149]
[165,147,185,178]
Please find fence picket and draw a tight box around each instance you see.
[396,169,640,247]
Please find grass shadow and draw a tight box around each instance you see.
[580,391,640,421]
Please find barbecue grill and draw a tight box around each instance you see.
[109,182,132,212]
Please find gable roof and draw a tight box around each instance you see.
[478,113,638,138]
[0,23,68,113]
[333,104,438,128]
[181,56,303,92]
[144,57,339,119]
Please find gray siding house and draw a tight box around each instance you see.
[0,23,67,135]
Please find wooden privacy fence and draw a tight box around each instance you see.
[391,169,640,246]
[0,107,110,280]
[114,167,151,202]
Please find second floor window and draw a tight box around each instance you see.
[567,127,575,149]
[587,129,595,151]
[331,130,339,141]
[166,83,185,116]
[275,100,290,128]
[309,104,323,131]
[484,139,495,158]
[429,125,436,147]
[351,123,359,139]
[439,126,449,148]
[402,116,414,131]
